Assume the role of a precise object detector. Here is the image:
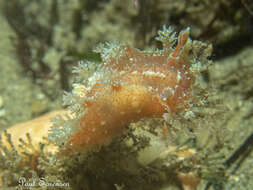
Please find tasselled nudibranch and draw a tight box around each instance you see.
[49,26,212,153]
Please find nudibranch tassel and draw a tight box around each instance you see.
[156,25,177,54]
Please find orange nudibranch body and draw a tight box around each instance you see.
[53,27,204,152]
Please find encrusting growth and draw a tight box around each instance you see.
[49,26,211,153]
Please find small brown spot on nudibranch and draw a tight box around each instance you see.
[111,83,122,92]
